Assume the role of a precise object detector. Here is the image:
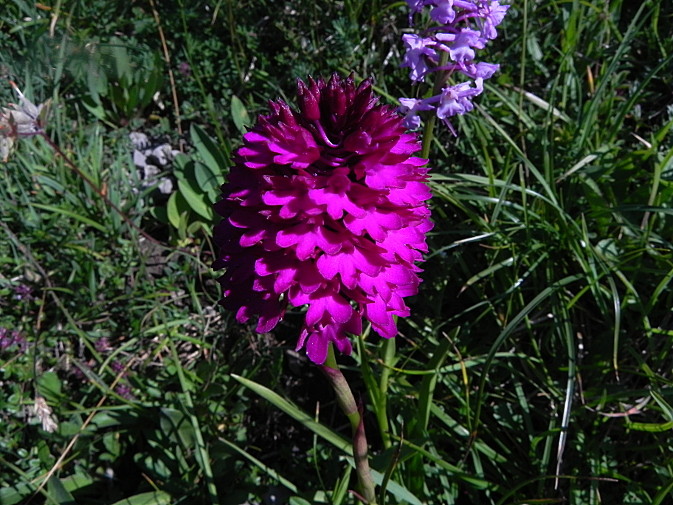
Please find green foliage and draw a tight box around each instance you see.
[2,0,673,504]
[160,125,226,240]
[72,38,165,127]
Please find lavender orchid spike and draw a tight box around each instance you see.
[214,74,432,365]
[398,0,509,133]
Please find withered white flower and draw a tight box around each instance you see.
[0,81,50,162]
[32,395,58,433]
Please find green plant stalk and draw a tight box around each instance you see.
[421,50,450,159]
[321,345,378,505]
[377,337,396,450]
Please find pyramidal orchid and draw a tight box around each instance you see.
[213,74,432,365]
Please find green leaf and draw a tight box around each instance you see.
[166,191,194,230]
[289,497,311,505]
[177,178,213,221]
[230,95,251,135]
[0,483,34,505]
[331,465,352,505]
[626,420,673,432]
[30,203,107,233]
[190,124,229,176]
[150,204,169,225]
[172,152,190,178]
[110,38,132,81]
[160,408,196,447]
[108,491,172,505]
[652,480,673,505]
[37,371,63,402]
[231,374,351,453]
[166,192,180,229]
[193,161,222,204]
[46,475,76,505]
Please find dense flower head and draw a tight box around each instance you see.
[213,74,432,364]
[399,0,509,133]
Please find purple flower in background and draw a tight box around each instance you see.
[111,360,125,374]
[95,337,111,353]
[13,284,33,301]
[406,0,431,21]
[437,78,484,133]
[178,62,191,77]
[213,74,432,364]
[399,97,438,129]
[0,327,27,351]
[437,28,485,62]
[401,34,438,82]
[430,0,456,24]
[462,61,500,80]
[398,0,509,133]
[478,0,510,39]
[115,384,134,400]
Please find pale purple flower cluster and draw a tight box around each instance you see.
[67,337,134,400]
[13,284,33,301]
[399,0,509,134]
[0,327,27,351]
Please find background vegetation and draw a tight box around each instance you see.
[1,0,673,504]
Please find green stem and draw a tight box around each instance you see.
[420,50,451,159]
[321,345,378,505]
[377,337,396,450]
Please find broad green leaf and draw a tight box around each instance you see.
[110,38,132,80]
[289,498,311,505]
[231,95,251,135]
[172,152,190,178]
[160,407,196,447]
[46,475,76,505]
[193,160,214,188]
[37,371,63,402]
[166,192,181,229]
[177,178,213,221]
[190,124,229,176]
[194,161,223,204]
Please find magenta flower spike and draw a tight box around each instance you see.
[213,74,432,364]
